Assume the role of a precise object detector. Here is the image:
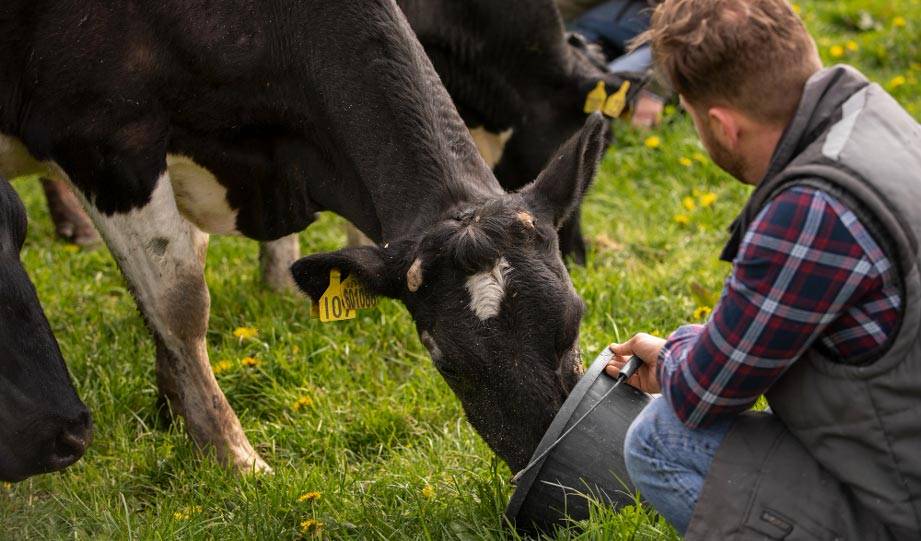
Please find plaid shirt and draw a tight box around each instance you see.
[659,186,902,428]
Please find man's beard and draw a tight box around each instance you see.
[700,121,749,182]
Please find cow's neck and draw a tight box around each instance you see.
[299,6,503,244]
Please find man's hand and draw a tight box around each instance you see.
[604,333,666,394]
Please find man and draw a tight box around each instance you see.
[606,0,921,539]
[564,0,667,127]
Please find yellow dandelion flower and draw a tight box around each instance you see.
[241,356,260,367]
[292,396,314,411]
[791,3,801,15]
[829,45,845,58]
[846,40,859,52]
[212,360,233,375]
[693,306,713,321]
[679,157,693,167]
[298,491,321,503]
[888,75,907,90]
[682,196,697,211]
[893,16,906,28]
[233,327,258,340]
[692,152,708,164]
[699,192,718,207]
[644,135,661,149]
[173,511,188,521]
[674,214,690,225]
[422,484,436,499]
[300,519,324,536]
[63,244,81,254]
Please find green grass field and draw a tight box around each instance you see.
[2,2,918,539]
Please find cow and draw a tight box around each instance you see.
[1,0,605,473]
[0,177,92,482]
[30,0,639,288]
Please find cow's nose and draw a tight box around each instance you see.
[46,410,93,471]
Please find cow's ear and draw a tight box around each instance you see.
[522,112,607,228]
[290,246,403,302]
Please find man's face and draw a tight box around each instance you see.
[681,97,750,183]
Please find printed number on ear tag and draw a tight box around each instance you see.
[583,81,607,114]
[312,269,377,323]
[603,80,631,118]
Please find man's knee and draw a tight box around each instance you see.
[624,397,671,479]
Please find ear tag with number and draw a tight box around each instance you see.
[313,269,377,323]
[583,81,607,114]
[603,80,631,118]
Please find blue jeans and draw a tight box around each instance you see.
[567,0,652,58]
[624,397,735,534]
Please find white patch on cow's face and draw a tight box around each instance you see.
[419,331,444,363]
[468,127,514,169]
[466,257,511,320]
[167,154,240,235]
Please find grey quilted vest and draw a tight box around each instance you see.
[686,65,921,540]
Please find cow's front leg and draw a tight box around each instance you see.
[259,235,299,292]
[79,173,270,473]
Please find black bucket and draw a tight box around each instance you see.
[505,349,652,534]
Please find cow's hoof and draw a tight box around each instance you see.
[259,235,300,293]
[234,452,273,476]
[41,178,102,247]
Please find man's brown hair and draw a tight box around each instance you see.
[637,0,822,124]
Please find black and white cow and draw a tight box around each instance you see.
[29,0,638,282]
[1,0,605,472]
[0,177,92,482]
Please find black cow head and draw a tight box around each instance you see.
[292,115,607,471]
[0,178,92,482]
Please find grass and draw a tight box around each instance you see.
[2,1,919,538]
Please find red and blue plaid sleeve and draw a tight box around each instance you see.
[658,186,901,428]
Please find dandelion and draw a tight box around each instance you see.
[644,135,661,149]
[212,360,232,375]
[241,356,260,367]
[233,327,258,340]
[888,75,907,90]
[846,40,859,52]
[298,491,321,503]
[699,192,718,207]
[63,244,80,254]
[173,506,202,521]
[791,3,801,15]
[674,214,690,225]
[893,16,906,28]
[292,396,314,411]
[679,157,693,167]
[829,45,845,58]
[300,519,324,537]
[422,484,436,499]
[693,306,713,321]
[682,196,697,211]
[692,152,709,164]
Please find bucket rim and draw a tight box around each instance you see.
[505,348,615,522]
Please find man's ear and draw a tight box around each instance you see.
[522,112,608,228]
[290,246,402,302]
[708,107,740,149]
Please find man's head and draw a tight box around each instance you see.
[639,0,822,183]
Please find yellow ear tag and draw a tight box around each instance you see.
[583,81,607,114]
[314,269,377,323]
[603,80,631,118]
